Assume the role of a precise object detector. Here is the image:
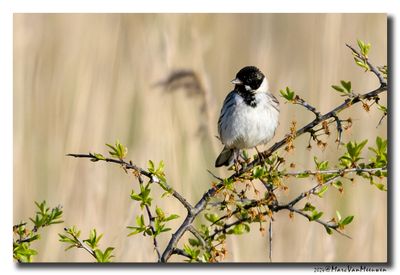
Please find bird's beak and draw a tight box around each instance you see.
[231,78,243,85]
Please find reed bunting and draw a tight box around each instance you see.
[215,66,280,167]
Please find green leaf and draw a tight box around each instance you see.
[279,87,296,101]
[242,150,249,161]
[377,105,387,113]
[343,140,368,165]
[302,202,316,212]
[84,229,103,250]
[155,206,165,219]
[341,215,354,226]
[309,211,323,221]
[205,213,220,223]
[333,180,343,189]
[331,85,345,93]
[357,39,365,50]
[28,234,40,242]
[157,160,165,173]
[336,210,342,221]
[131,184,152,209]
[346,141,356,157]
[296,172,310,178]
[94,249,104,262]
[103,247,115,261]
[160,227,171,233]
[148,160,155,172]
[91,153,106,161]
[324,226,333,235]
[13,242,38,262]
[127,226,144,236]
[135,215,144,227]
[188,238,200,247]
[164,214,180,222]
[354,57,370,71]
[252,166,265,178]
[313,156,329,171]
[130,191,142,201]
[106,140,127,159]
[316,185,329,198]
[340,80,352,92]
[374,183,387,191]
[58,233,75,245]
[223,177,234,190]
[357,140,368,155]
[105,143,118,157]
[357,39,371,57]
[364,43,371,57]
[227,223,250,235]
[339,153,352,168]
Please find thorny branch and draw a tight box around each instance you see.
[67,43,387,262]
[332,113,344,146]
[293,95,321,118]
[283,175,342,209]
[67,154,194,214]
[286,207,351,239]
[283,167,387,177]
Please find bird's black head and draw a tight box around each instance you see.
[232,66,265,91]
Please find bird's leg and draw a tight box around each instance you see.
[239,150,250,164]
[233,149,241,174]
[255,146,265,163]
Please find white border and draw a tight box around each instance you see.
[3,0,398,13]
[1,0,398,274]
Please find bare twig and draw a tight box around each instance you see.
[259,178,274,193]
[377,113,387,128]
[188,225,207,248]
[67,153,194,213]
[16,236,38,244]
[207,169,223,181]
[346,43,387,86]
[287,207,351,239]
[284,167,387,177]
[172,247,192,260]
[294,95,321,118]
[268,220,273,262]
[284,175,342,208]
[332,113,343,146]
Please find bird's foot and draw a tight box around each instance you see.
[255,147,266,164]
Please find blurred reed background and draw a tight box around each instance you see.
[13,13,387,262]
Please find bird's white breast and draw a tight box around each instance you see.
[219,91,279,149]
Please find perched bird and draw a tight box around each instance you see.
[215,66,280,167]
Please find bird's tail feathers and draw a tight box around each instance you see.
[215,147,235,167]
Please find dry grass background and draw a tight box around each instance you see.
[13,13,387,263]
